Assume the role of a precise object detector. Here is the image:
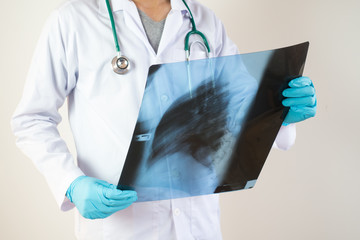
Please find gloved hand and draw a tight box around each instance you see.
[66,176,137,219]
[282,76,317,125]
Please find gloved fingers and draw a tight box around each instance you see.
[94,179,114,189]
[100,187,137,207]
[284,106,317,124]
[101,194,138,208]
[100,200,136,214]
[78,192,136,219]
[282,95,316,107]
[282,85,315,98]
[103,187,137,200]
[288,76,312,88]
[95,181,129,198]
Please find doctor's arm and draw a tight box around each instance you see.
[11,10,84,211]
[11,10,137,218]
[273,76,317,149]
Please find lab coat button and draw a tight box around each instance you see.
[174,208,181,216]
[161,94,169,102]
[172,170,180,178]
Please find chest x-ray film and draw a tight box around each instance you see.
[117,42,309,202]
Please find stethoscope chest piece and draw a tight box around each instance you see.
[112,55,130,74]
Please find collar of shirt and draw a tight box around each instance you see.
[98,0,189,58]
[98,0,188,16]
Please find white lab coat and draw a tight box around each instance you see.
[11,0,296,239]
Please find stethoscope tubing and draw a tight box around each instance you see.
[105,0,121,55]
[105,0,211,74]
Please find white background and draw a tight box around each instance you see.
[1,0,359,239]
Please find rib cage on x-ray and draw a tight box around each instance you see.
[117,42,309,202]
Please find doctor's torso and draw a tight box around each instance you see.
[18,0,239,238]
[58,0,235,184]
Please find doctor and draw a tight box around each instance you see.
[11,0,316,239]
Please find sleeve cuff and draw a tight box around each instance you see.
[273,124,296,151]
[54,168,85,212]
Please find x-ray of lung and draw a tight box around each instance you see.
[117,42,309,202]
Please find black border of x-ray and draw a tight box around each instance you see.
[214,42,309,192]
[117,42,310,196]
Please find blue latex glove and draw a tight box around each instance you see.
[66,176,137,219]
[282,76,317,125]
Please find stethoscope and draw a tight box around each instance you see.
[105,0,211,75]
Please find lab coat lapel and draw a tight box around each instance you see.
[107,0,186,58]
[121,0,156,56]
[157,9,184,57]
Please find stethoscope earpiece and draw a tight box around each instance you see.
[112,55,130,74]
